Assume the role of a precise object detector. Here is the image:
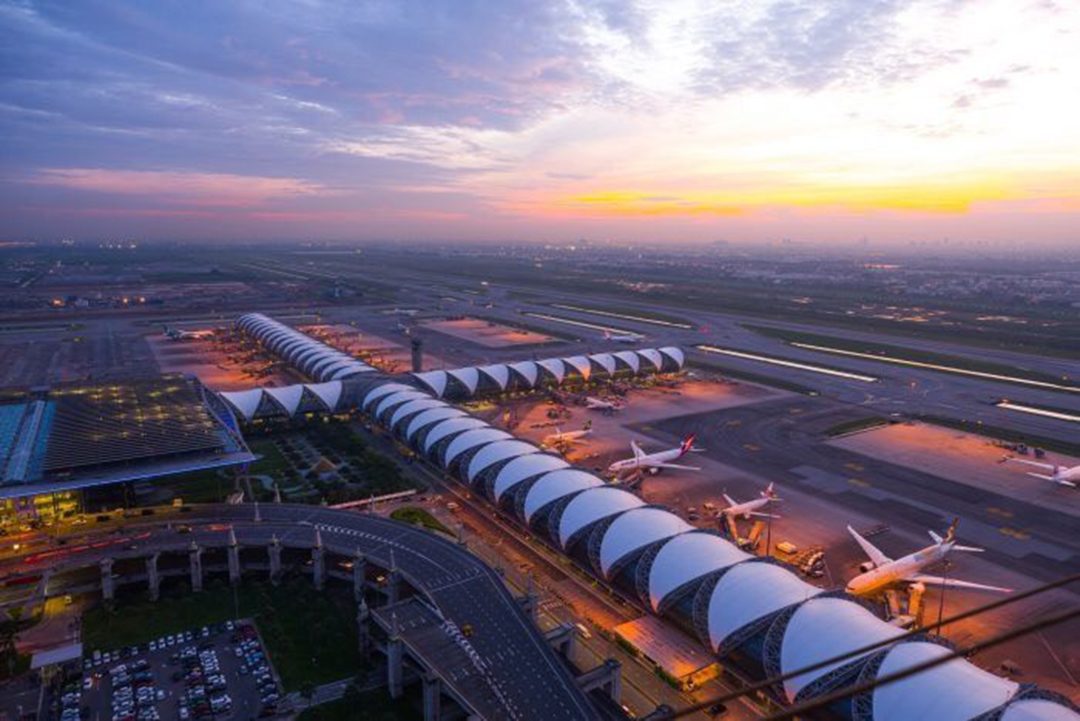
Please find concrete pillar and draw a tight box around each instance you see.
[253,501,261,523]
[605,658,622,702]
[227,528,241,585]
[356,597,371,657]
[100,558,115,602]
[268,534,281,585]
[312,528,325,591]
[146,553,160,601]
[422,673,441,721]
[352,549,367,602]
[189,541,203,593]
[519,576,538,624]
[387,613,403,699]
[411,338,423,373]
[385,548,400,605]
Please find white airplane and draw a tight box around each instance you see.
[845,519,1012,596]
[608,435,702,476]
[163,325,214,341]
[603,330,643,344]
[542,421,592,450]
[585,396,623,413]
[720,483,781,520]
[1004,458,1078,487]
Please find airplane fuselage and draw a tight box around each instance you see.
[608,447,681,473]
[846,544,949,595]
[722,497,770,519]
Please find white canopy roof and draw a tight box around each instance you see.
[264,385,305,415]
[589,353,616,374]
[412,370,448,398]
[872,642,1018,721]
[599,508,692,577]
[781,597,904,702]
[406,407,467,441]
[477,364,510,390]
[332,363,372,379]
[708,563,822,652]
[658,346,685,368]
[305,381,342,411]
[316,359,355,379]
[448,367,480,394]
[558,487,645,548]
[390,398,447,430]
[613,351,641,372]
[637,348,664,369]
[562,355,592,379]
[362,383,413,411]
[493,454,571,502]
[422,417,489,453]
[508,361,539,387]
[523,470,603,522]
[374,390,429,420]
[220,388,265,421]
[648,533,750,611]
[1000,700,1080,721]
[466,440,539,482]
[536,358,566,382]
[443,428,512,466]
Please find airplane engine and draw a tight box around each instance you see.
[859,561,877,573]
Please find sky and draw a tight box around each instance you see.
[2,0,1079,248]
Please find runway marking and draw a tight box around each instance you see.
[995,400,1080,423]
[743,443,761,452]
[696,345,879,383]
[788,341,1080,394]
[845,462,865,472]
[848,477,870,488]
[522,312,642,338]
[987,506,1014,519]
[999,527,1030,540]
[724,419,742,427]
[549,303,693,329]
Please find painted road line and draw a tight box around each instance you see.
[696,344,879,383]
[550,303,693,329]
[789,341,1079,394]
[523,312,643,338]
[996,400,1080,424]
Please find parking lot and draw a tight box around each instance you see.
[79,621,284,721]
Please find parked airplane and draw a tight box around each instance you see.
[542,421,592,450]
[585,396,623,413]
[608,435,702,476]
[1004,458,1078,487]
[720,483,781,519]
[163,325,214,341]
[603,330,643,344]
[845,519,1011,596]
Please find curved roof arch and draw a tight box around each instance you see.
[658,346,685,368]
[264,385,305,415]
[562,355,592,379]
[508,361,539,387]
[448,367,480,395]
[523,470,604,523]
[422,417,489,453]
[637,348,664,369]
[589,353,617,375]
[708,562,822,652]
[443,428,512,467]
[305,381,342,411]
[311,354,350,378]
[406,407,467,441]
[467,440,539,483]
[613,351,641,373]
[332,363,372,379]
[374,390,430,421]
[558,487,645,548]
[477,364,510,390]
[599,508,692,577]
[317,359,356,379]
[493,454,571,502]
[412,370,448,398]
[781,597,903,702]
[293,346,327,368]
[1000,700,1080,721]
[220,388,265,421]
[648,532,750,612]
[872,641,1018,721]
[390,398,448,430]
[362,383,412,411]
[536,358,566,383]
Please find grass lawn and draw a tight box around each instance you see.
[687,359,815,395]
[389,506,451,535]
[915,416,1080,457]
[247,437,291,478]
[824,417,892,438]
[82,577,366,690]
[297,689,415,721]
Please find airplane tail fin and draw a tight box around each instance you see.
[603,331,611,340]
[679,434,697,456]
[762,482,776,499]
[944,517,959,544]
[631,440,646,460]
[583,420,592,432]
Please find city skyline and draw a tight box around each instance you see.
[2,0,1079,248]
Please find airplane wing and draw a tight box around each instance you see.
[722,493,737,507]
[1027,472,1075,486]
[749,512,782,519]
[651,462,701,471]
[847,525,891,566]
[631,441,646,460]
[907,574,1012,593]
[1006,458,1055,472]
